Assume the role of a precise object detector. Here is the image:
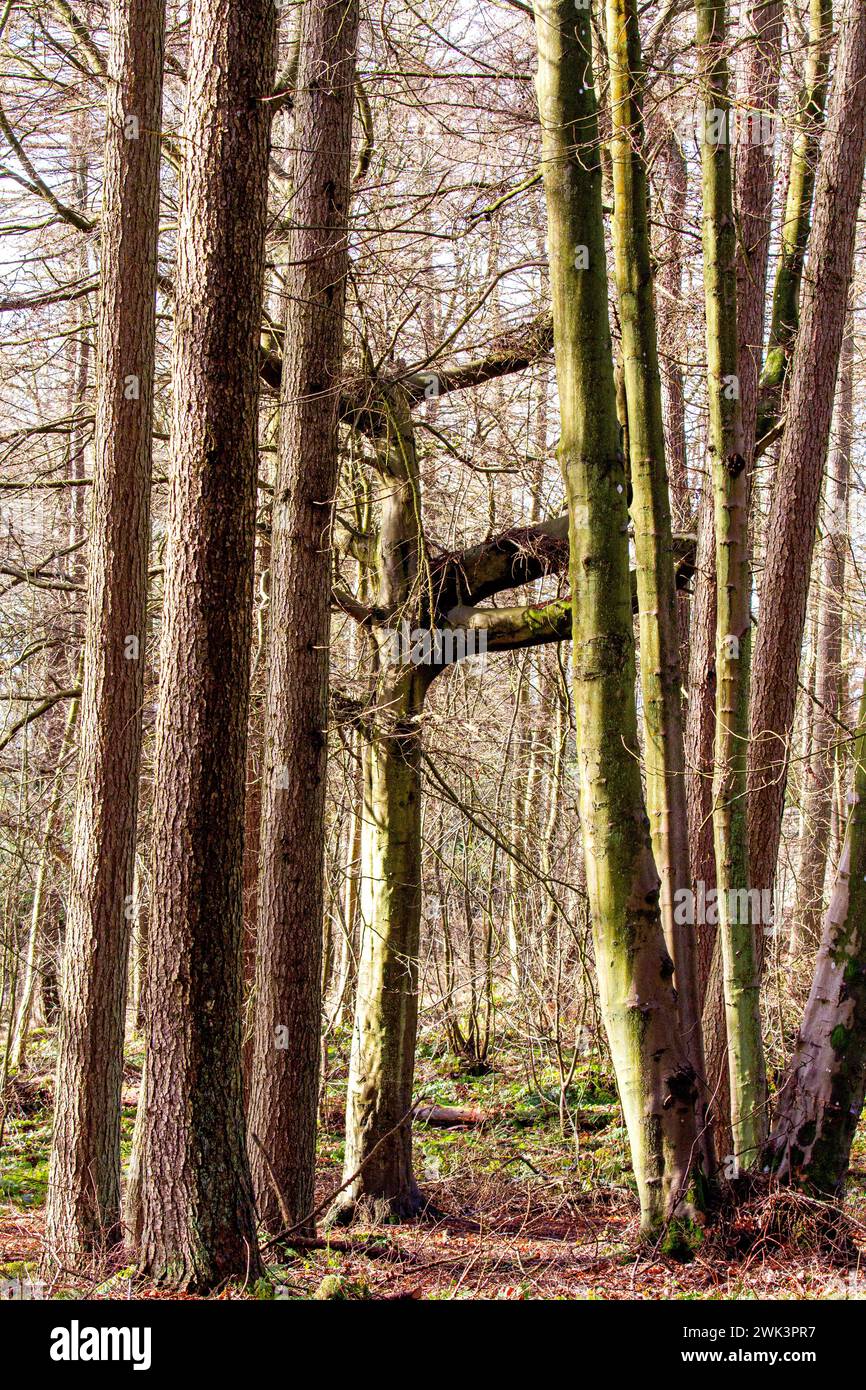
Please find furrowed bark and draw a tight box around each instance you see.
[748,0,866,938]
[533,0,700,1236]
[249,0,360,1240]
[45,0,165,1264]
[137,0,275,1291]
[694,0,767,1167]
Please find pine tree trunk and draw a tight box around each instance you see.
[248,0,359,1238]
[533,0,700,1237]
[749,0,866,925]
[137,0,276,1290]
[45,0,165,1264]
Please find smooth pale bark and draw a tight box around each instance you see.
[792,320,853,956]
[45,0,165,1263]
[249,0,359,1238]
[534,0,700,1236]
[137,0,275,1290]
[768,679,866,1191]
[748,0,866,932]
[694,0,767,1168]
[757,0,833,440]
[604,0,706,1139]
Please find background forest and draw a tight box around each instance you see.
[1,0,866,1304]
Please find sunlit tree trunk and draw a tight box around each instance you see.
[45,0,165,1263]
[749,0,866,941]
[792,318,853,956]
[533,0,700,1236]
[769,676,866,1192]
[757,0,833,440]
[604,0,706,1148]
[694,0,767,1168]
[248,0,359,1238]
[137,0,275,1290]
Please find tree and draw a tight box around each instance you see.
[604,0,706,1136]
[768,674,866,1192]
[792,318,853,955]
[533,0,700,1235]
[693,0,767,1168]
[44,0,166,1264]
[249,0,361,1239]
[137,0,276,1290]
[749,0,866,939]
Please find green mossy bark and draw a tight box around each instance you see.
[604,0,706,1138]
[757,0,833,440]
[533,0,699,1236]
[694,0,767,1167]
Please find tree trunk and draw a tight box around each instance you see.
[699,0,784,1163]
[768,677,866,1192]
[10,685,81,1071]
[137,0,275,1290]
[757,0,833,439]
[792,318,853,956]
[748,0,866,927]
[694,0,767,1167]
[45,0,165,1264]
[248,0,359,1239]
[331,666,430,1221]
[735,0,784,458]
[533,0,700,1237]
[604,0,706,1146]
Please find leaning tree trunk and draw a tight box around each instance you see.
[768,677,866,1192]
[533,0,700,1237]
[694,0,767,1169]
[757,0,833,441]
[137,0,275,1291]
[248,0,359,1239]
[748,0,866,934]
[45,0,165,1265]
[604,0,706,1149]
[792,319,853,956]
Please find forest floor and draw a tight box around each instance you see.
[3,1027,866,1300]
